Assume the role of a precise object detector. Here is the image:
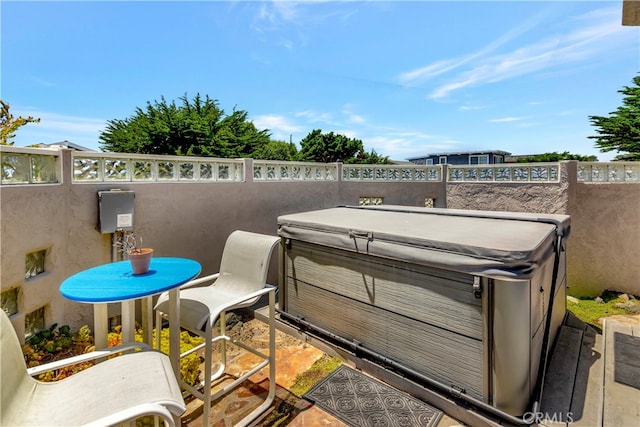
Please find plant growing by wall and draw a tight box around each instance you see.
[108,327,203,386]
[23,324,204,386]
[22,323,94,381]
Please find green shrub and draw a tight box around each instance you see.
[22,324,95,381]
[567,291,640,331]
[23,324,203,386]
[108,327,203,386]
[289,354,342,397]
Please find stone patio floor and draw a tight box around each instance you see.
[180,316,463,427]
[178,310,640,426]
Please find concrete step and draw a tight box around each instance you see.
[568,324,604,426]
[540,313,602,426]
[541,313,640,427]
[602,316,640,426]
[539,324,584,426]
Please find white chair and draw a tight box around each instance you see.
[155,230,280,427]
[0,309,185,427]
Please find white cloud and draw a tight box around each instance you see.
[397,59,464,86]
[347,114,365,124]
[8,110,106,149]
[397,6,632,100]
[489,117,523,123]
[294,109,335,124]
[430,79,475,100]
[339,104,366,124]
[19,110,106,134]
[252,114,303,134]
[279,37,294,50]
[459,105,485,111]
[385,130,435,141]
[32,76,55,87]
[364,132,461,161]
[251,1,356,48]
[267,0,356,25]
[334,129,358,139]
[397,5,548,87]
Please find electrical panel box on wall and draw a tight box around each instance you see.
[98,190,135,233]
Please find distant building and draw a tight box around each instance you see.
[407,150,511,165]
[37,140,95,152]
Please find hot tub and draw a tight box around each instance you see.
[277,205,570,416]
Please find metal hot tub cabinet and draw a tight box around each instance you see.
[277,205,570,416]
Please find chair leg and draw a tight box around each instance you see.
[202,321,213,426]
[182,291,278,426]
[142,296,153,345]
[235,290,277,427]
[268,290,276,402]
[203,309,228,426]
[155,310,162,350]
[220,310,227,372]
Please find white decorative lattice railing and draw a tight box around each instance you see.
[576,162,640,183]
[71,152,245,182]
[447,163,561,183]
[2,146,640,185]
[253,160,338,181]
[342,164,442,181]
[1,147,60,185]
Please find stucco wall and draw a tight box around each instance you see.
[1,153,445,334]
[444,161,639,297]
[567,182,640,297]
[445,162,572,215]
[446,183,569,214]
[2,152,638,337]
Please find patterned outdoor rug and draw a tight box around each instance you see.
[303,365,443,427]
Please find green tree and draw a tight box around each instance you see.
[298,129,365,163]
[589,75,640,161]
[0,100,41,145]
[99,94,271,157]
[251,140,298,160]
[516,151,598,163]
[348,148,391,164]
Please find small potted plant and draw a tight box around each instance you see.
[115,232,153,275]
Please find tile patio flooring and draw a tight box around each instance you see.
[180,314,463,427]
[179,310,640,427]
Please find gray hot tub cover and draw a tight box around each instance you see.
[277,205,570,279]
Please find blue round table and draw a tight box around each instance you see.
[60,257,201,303]
[60,257,201,377]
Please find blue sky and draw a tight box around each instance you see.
[2,1,638,161]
